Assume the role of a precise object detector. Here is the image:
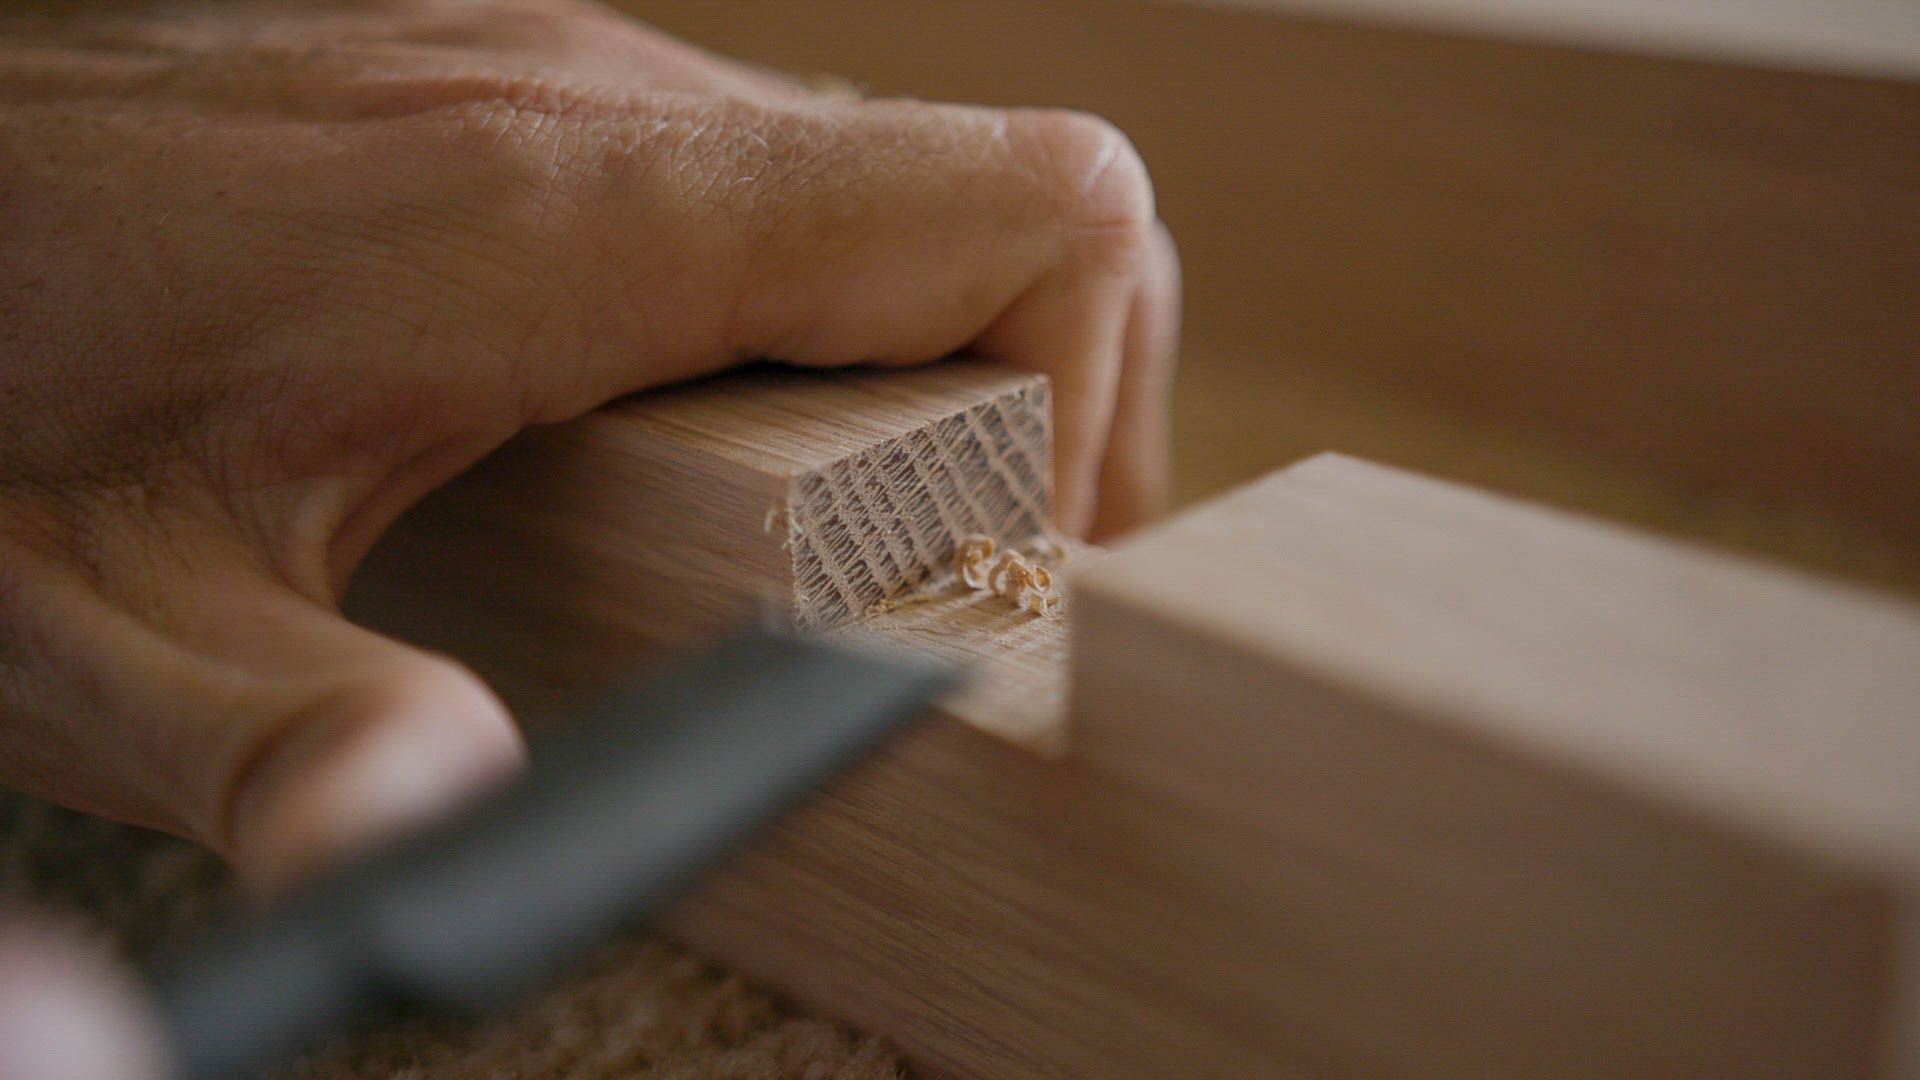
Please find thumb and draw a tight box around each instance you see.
[0,540,526,896]
[215,586,529,894]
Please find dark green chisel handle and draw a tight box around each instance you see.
[151,626,951,1080]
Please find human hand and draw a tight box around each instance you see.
[0,0,1178,893]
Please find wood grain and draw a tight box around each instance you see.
[1069,453,1920,1078]
[347,360,1052,719]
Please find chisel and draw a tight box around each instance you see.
[149,626,950,1080]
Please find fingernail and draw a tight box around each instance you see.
[230,691,526,896]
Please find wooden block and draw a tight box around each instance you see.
[348,360,1052,718]
[1066,453,1920,1079]
[353,362,1920,1077]
[669,455,1920,1079]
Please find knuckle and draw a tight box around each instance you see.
[350,654,514,737]
[1011,108,1156,238]
[431,84,597,200]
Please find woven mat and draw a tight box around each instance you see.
[0,792,905,1079]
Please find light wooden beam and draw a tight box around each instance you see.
[671,454,1920,1079]
[1070,453,1920,1078]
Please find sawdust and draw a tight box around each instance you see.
[0,795,907,1079]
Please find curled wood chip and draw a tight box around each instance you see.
[988,550,1028,595]
[954,534,1062,618]
[956,535,998,590]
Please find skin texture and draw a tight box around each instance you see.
[0,0,1180,909]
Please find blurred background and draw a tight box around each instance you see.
[623,0,1920,595]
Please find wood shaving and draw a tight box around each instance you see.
[956,535,998,590]
[866,533,1064,620]
[955,533,1063,618]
